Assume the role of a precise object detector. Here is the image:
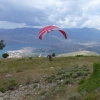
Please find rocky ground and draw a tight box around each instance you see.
[0,65,91,100]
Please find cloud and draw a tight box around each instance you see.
[0,21,26,29]
[0,0,100,29]
[77,41,100,47]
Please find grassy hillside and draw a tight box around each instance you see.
[0,56,100,100]
[78,62,100,91]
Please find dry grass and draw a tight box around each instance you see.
[0,56,100,99]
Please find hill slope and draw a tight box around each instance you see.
[0,57,100,100]
[57,51,100,57]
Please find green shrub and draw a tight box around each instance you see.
[92,62,100,76]
[40,90,47,95]
[25,77,33,85]
[2,53,9,58]
[52,53,55,57]
[76,55,83,57]
[64,78,71,84]
[62,72,71,78]
[16,69,23,73]
[78,62,100,92]
[83,92,99,100]
[76,71,83,77]
[82,71,88,76]
[33,84,38,88]
[33,80,40,83]
[29,57,32,59]
[45,74,55,83]
[33,98,38,100]
[72,73,78,78]
[7,79,18,90]
[56,70,63,75]
[0,87,5,93]
[78,78,85,85]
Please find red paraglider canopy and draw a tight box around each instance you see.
[38,25,67,39]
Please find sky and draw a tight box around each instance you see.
[0,0,100,29]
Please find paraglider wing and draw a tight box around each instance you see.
[59,30,67,39]
[38,25,67,39]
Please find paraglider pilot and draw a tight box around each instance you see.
[47,55,52,61]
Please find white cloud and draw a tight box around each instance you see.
[0,21,26,29]
[77,41,100,47]
[0,21,43,29]
[81,15,100,29]
[0,0,100,29]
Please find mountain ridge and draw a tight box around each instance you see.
[0,27,100,54]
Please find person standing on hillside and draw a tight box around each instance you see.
[47,55,52,61]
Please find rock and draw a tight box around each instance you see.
[67,93,81,100]
[0,92,4,97]
[5,74,12,77]
[50,67,54,69]
[0,97,3,100]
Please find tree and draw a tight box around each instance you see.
[2,53,9,58]
[0,40,5,50]
[52,53,55,57]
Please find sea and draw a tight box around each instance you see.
[0,44,66,58]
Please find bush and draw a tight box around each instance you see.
[45,74,55,83]
[52,53,55,57]
[64,78,71,84]
[83,92,99,100]
[7,79,18,90]
[92,62,100,76]
[78,78,85,85]
[25,77,34,85]
[76,55,83,57]
[16,69,23,73]
[2,53,9,58]
[76,71,83,77]
[29,57,32,59]
[33,84,38,88]
[62,72,71,78]
[78,62,100,92]
[0,87,5,93]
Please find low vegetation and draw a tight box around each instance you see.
[2,53,9,58]
[0,56,100,100]
[78,62,100,92]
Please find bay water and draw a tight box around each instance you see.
[0,44,59,58]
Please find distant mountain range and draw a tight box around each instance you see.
[0,27,100,54]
